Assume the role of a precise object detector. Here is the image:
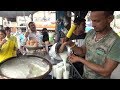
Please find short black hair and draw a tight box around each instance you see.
[73,17,86,25]
[0,29,6,37]
[104,11,114,16]
[42,28,47,31]
[28,22,35,27]
[91,11,114,17]
[4,27,11,31]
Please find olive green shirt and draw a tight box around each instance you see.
[83,29,120,79]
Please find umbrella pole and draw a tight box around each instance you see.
[23,11,28,31]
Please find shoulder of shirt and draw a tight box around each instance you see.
[85,29,95,37]
[111,29,120,41]
[11,35,17,38]
[87,29,94,34]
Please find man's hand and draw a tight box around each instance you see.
[68,53,82,63]
[62,40,74,47]
[25,31,29,38]
[1,39,7,45]
[59,40,75,53]
[16,49,22,56]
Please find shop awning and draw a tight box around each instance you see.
[0,11,37,18]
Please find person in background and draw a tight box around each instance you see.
[66,16,86,47]
[70,17,86,76]
[0,30,17,63]
[60,17,86,75]
[19,28,26,48]
[62,11,120,79]
[5,27,19,56]
[25,22,37,38]
[55,18,65,43]
[25,22,42,46]
[41,28,50,45]
[41,28,52,52]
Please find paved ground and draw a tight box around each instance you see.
[110,64,120,79]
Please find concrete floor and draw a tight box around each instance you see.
[110,64,120,79]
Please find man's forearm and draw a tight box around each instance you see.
[78,57,118,77]
[59,43,66,53]
[80,58,105,73]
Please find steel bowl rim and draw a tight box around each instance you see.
[0,55,52,79]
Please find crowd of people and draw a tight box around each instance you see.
[0,11,120,79]
[59,11,120,79]
[0,21,52,63]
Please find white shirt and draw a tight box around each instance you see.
[28,31,43,45]
[72,39,85,47]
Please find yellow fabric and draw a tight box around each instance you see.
[6,36,18,56]
[0,36,17,63]
[66,24,76,38]
[8,36,18,48]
